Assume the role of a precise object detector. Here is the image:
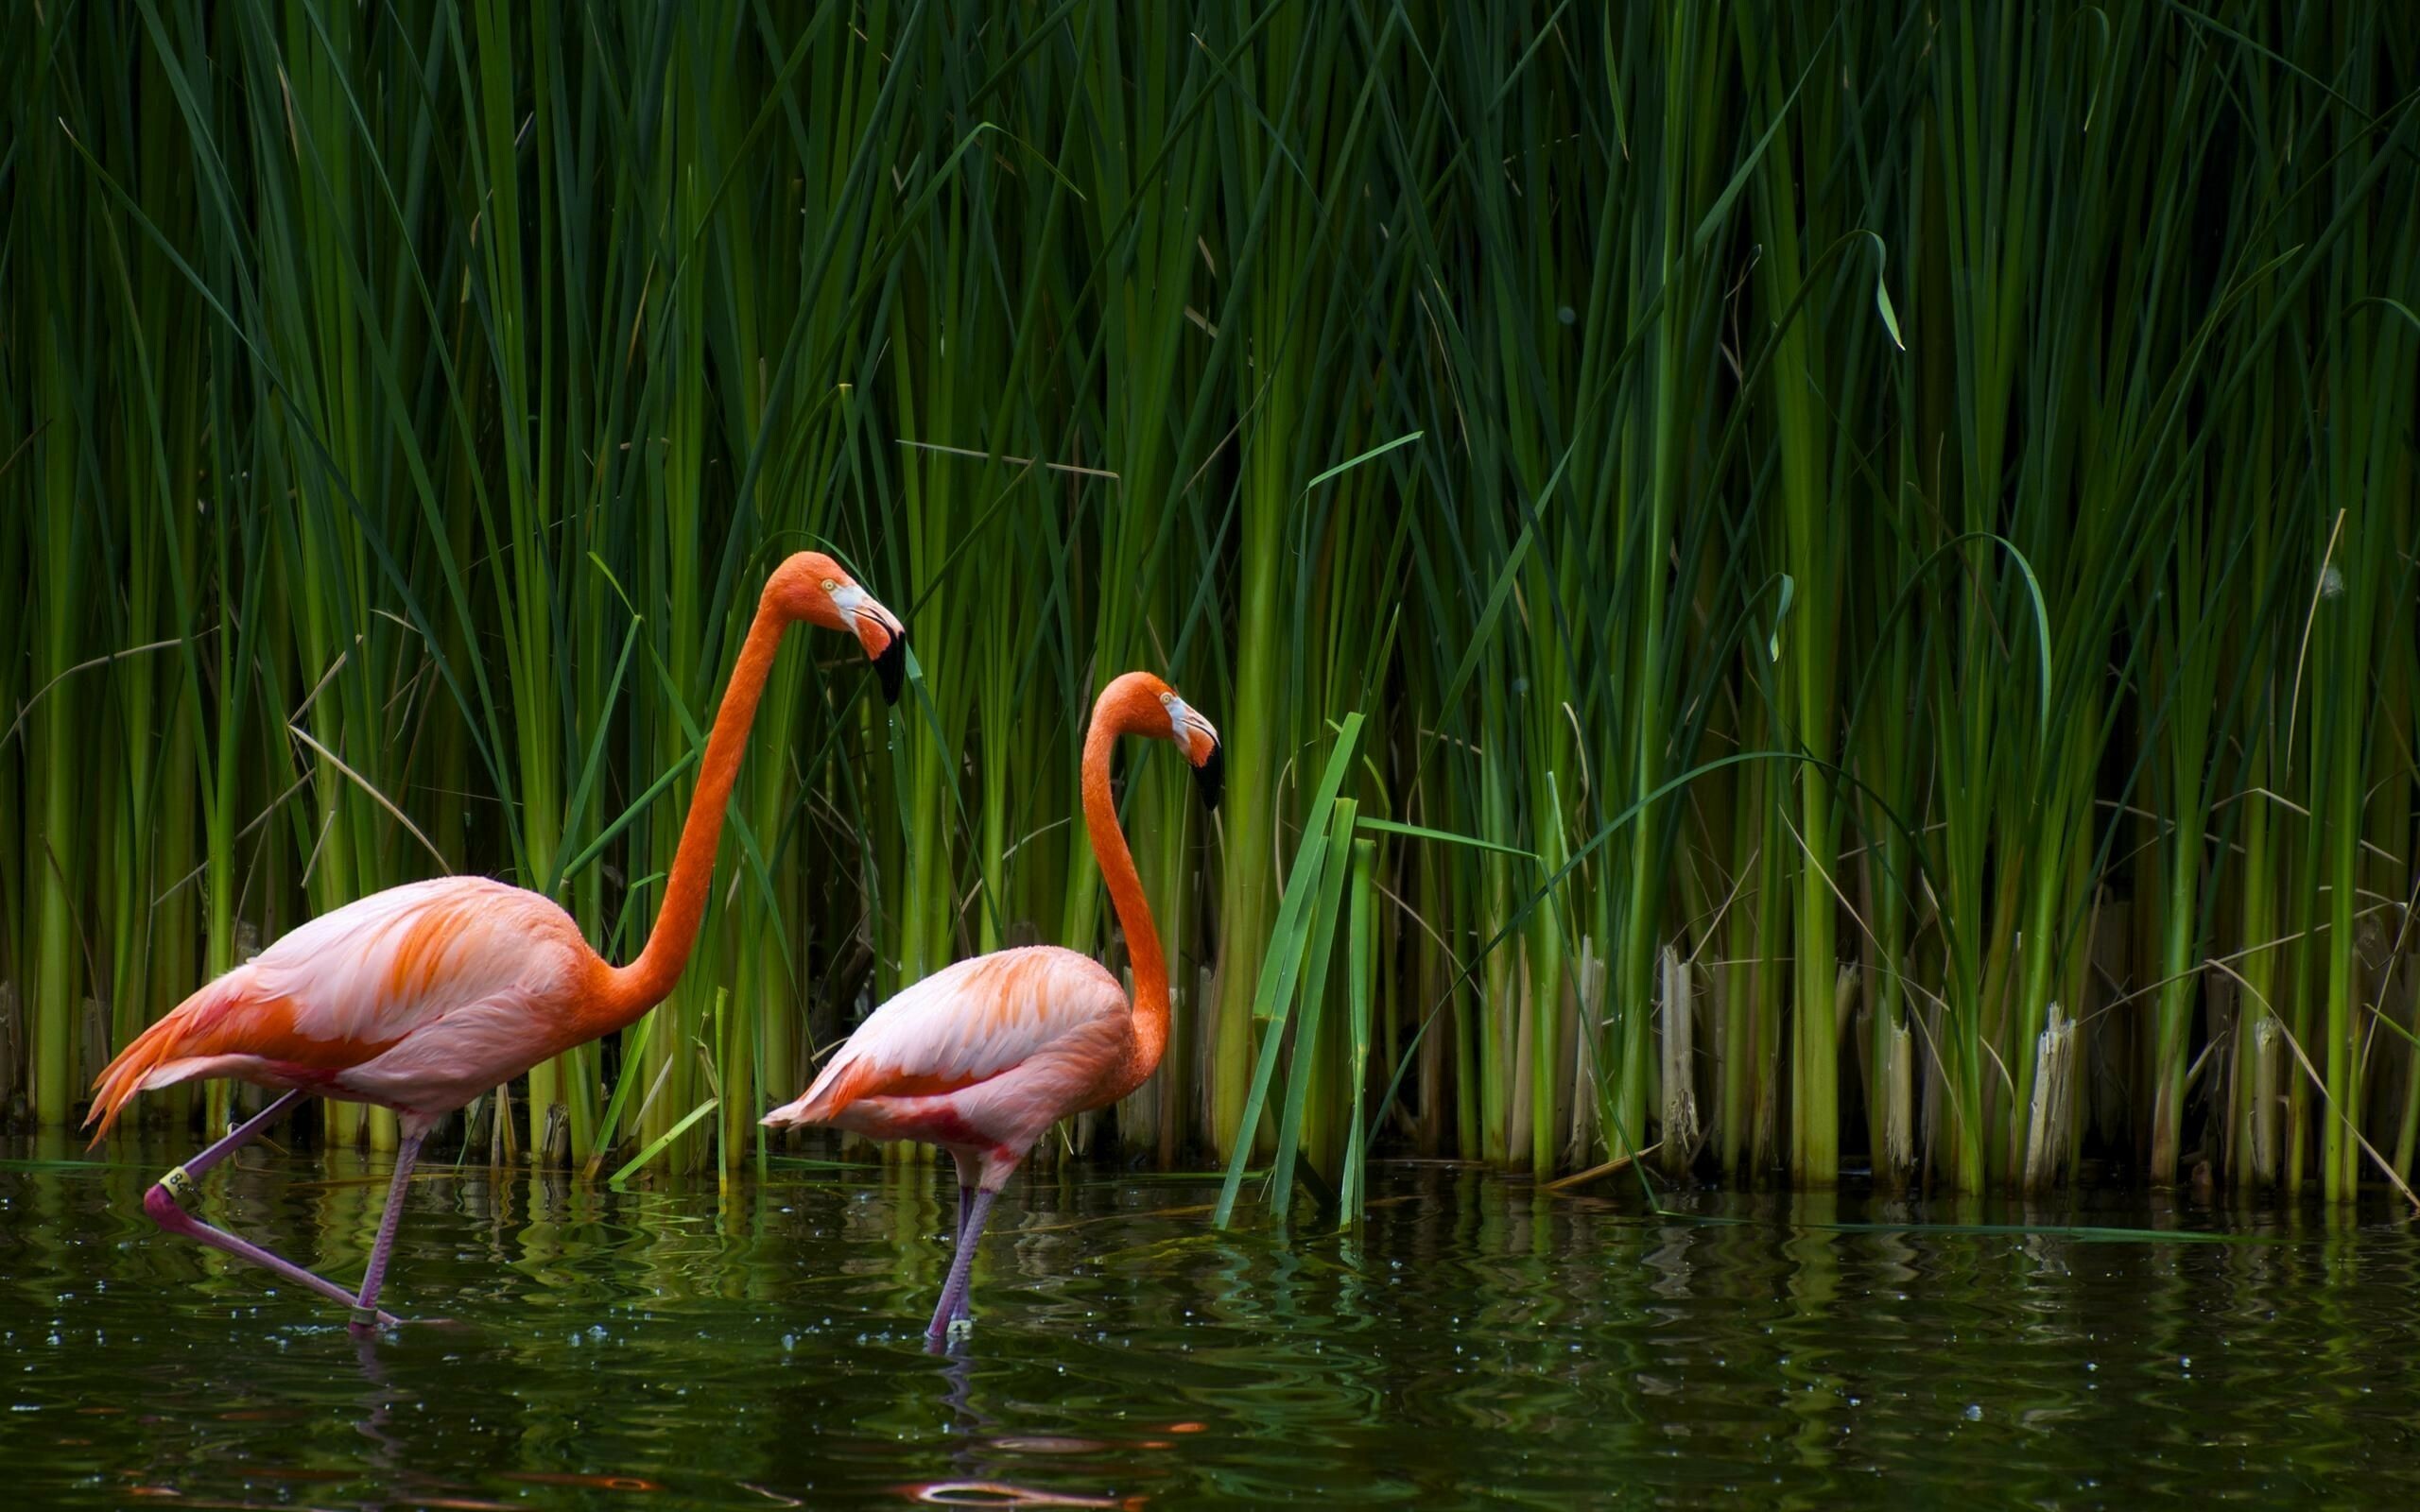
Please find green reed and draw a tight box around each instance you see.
[4,1,2416,1206]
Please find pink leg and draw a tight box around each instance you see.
[143,1091,401,1327]
[951,1186,976,1322]
[925,1187,998,1345]
[947,1152,980,1323]
[181,1088,309,1178]
[347,1132,424,1334]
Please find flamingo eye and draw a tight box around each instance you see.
[821,578,838,593]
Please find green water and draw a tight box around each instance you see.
[4,1143,2419,1508]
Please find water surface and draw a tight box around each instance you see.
[4,1139,2417,1507]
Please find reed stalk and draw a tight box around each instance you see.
[7,0,2414,1204]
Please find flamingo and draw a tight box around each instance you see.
[764,669,1221,1342]
[84,551,906,1331]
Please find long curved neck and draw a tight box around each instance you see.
[598,593,791,1024]
[1084,714,1168,1094]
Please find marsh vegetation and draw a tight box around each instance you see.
[2,2,2416,1211]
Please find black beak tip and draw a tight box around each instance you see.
[874,629,908,706]
[1194,740,1224,813]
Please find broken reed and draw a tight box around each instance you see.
[2,1,2414,1206]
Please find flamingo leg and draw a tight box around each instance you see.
[945,1152,981,1322]
[347,1132,424,1333]
[951,1185,977,1322]
[143,1091,402,1326]
[178,1088,310,1177]
[925,1187,998,1344]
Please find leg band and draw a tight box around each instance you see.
[159,1165,199,1211]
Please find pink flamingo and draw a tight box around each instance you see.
[764,670,1220,1342]
[85,551,905,1331]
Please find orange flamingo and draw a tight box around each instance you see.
[85,551,905,1331]
[764,669,1220,1342]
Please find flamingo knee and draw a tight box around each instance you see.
[141,1181,190,1231]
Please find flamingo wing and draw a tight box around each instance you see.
[86,877,588,1138]
[768,946,1128,1125]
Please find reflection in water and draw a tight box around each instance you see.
[3,1143,2418,1508]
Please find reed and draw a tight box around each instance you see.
[6,0,2416,1203]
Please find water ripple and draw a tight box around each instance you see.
[4,1144,2417,1508]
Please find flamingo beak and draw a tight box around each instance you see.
[872,627,908,705]
[1194,735,1224,813]
[1164,693,1221,811]
[833,586,908,705]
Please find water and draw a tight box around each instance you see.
[5,1142,2419,1508]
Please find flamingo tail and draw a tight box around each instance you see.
[83,978,238,1144]
[761,1064,853,1128]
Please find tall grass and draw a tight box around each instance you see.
[4,1,2415,1204]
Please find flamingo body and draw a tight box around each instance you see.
[766,670,1221,1341]
[765,946,1132,1183]
[83,550,905,1331]
[89,878,597,1139]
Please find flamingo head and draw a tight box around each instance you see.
[1146,677,1223,812]
[772,551,908,704]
